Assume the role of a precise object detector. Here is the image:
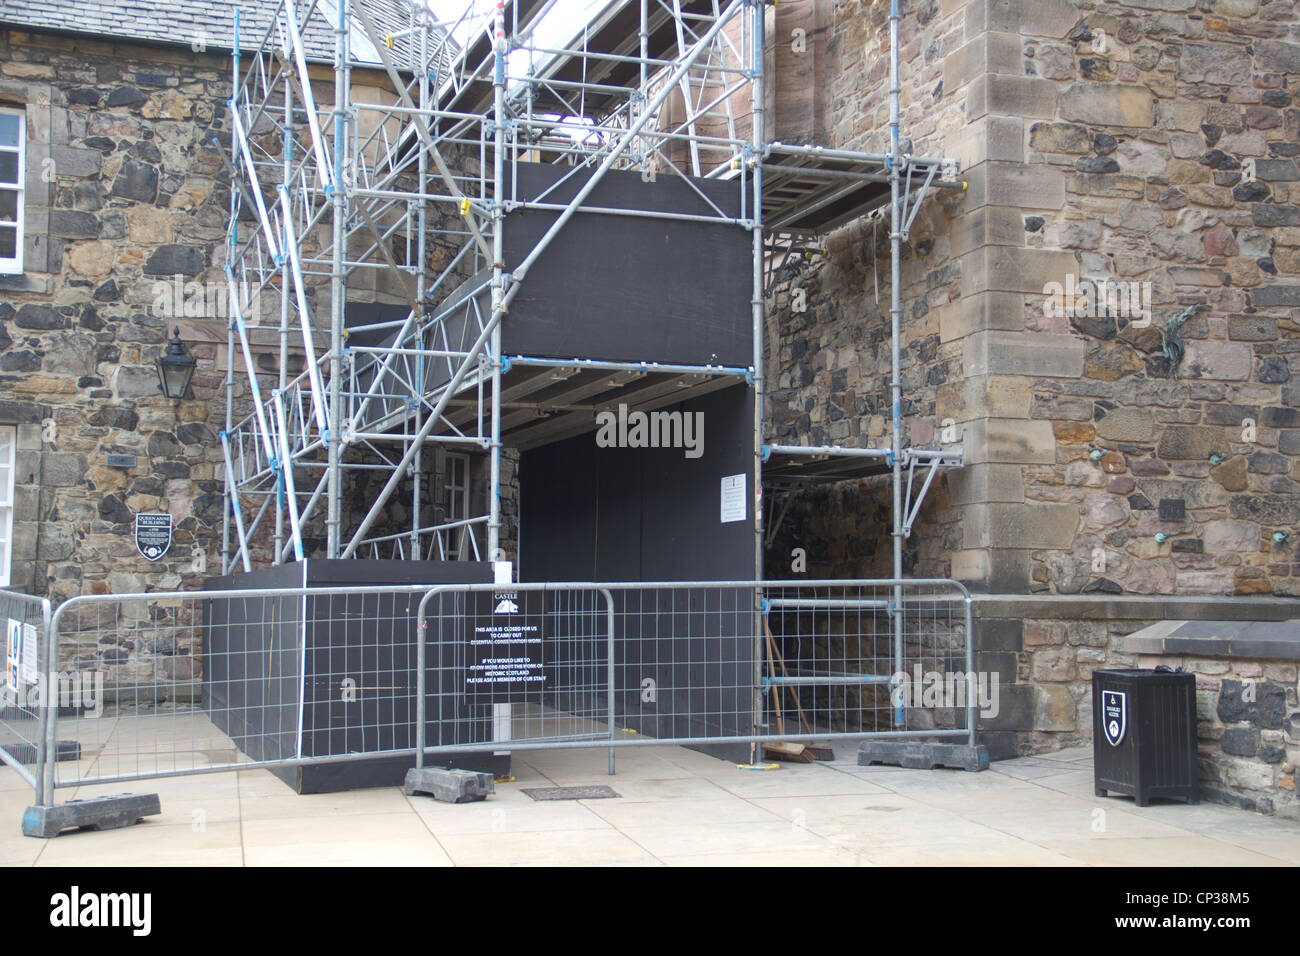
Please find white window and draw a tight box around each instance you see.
[0,110,22,275]
[445,452,471,560]
[0,427,14,588]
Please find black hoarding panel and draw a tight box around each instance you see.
[519,437,601,580]
[519,385,756,753]
[201,562,305,765]
[502,163,752,367]
[203,560,503,793]
[520,384,753,584]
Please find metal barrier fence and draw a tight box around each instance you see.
[0,590,52,799]
[415,580,975,771]
[4,578,974,815]
[38,585,451,795]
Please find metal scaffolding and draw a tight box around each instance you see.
[219,0,965,592]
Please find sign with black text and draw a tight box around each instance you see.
[465,590,545,703]
[135,513,172,562]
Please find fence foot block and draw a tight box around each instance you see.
[404,767,494,803]
[22,793,162,839]
[857,741,989,772]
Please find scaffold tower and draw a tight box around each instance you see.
[220,0,966,590]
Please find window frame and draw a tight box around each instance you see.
[0,107,24,275]
[445,452,471,560]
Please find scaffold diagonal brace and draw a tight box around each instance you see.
[278,185,332,441]
[272,388,306,562]
[283,0,334,191]
[230,107,281,261]
[219,430,254,575]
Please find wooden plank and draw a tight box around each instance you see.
[764,740,815,763]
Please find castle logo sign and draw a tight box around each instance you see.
[135,513,173,562]
[466,590,545,703]
[1101,689,1127,747]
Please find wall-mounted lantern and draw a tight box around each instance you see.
[156,327,197,400]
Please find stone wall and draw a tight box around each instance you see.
[768,0,1300,598]
[764,0,970,580]
[0,27,237,603]
[0,26,513,596]
[759,0,1300,784]
[1009,0,1300,599]
[1138,653,1299,819]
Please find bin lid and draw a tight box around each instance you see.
[1094,668,1191,679]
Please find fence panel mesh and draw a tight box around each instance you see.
[25,579,971,792]
[0,590,51,789]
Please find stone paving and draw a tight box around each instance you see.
[3,743,1299,866]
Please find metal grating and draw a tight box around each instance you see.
[521,785,621,801]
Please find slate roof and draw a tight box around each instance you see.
[0,0,456,69]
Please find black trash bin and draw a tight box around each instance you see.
[1092,668,1199,807]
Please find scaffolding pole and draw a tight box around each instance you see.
[889,0,905,723]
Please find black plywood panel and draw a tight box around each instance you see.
[518,386,756,748]
[613,585,757,746]
[519,439,600,580]
[519,384,753,583]
[201,562,304,765]
[502,163,753,367]
[344,301,430,428]
[343,302,411,347]
[203,560,501,793]
[594,447,644,581]
[638,386,754,582]
[344,164,752,412]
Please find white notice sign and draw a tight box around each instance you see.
[22,623,37,685]
[720,473,746,523]
[5,619,18,693]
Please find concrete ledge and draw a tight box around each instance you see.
[971,594,1300,623]
[1117,619,1300,660]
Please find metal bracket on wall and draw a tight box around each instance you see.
[897,157,962,242]
[900,447,964,538]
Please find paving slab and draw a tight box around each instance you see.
[3,743,1299,866]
